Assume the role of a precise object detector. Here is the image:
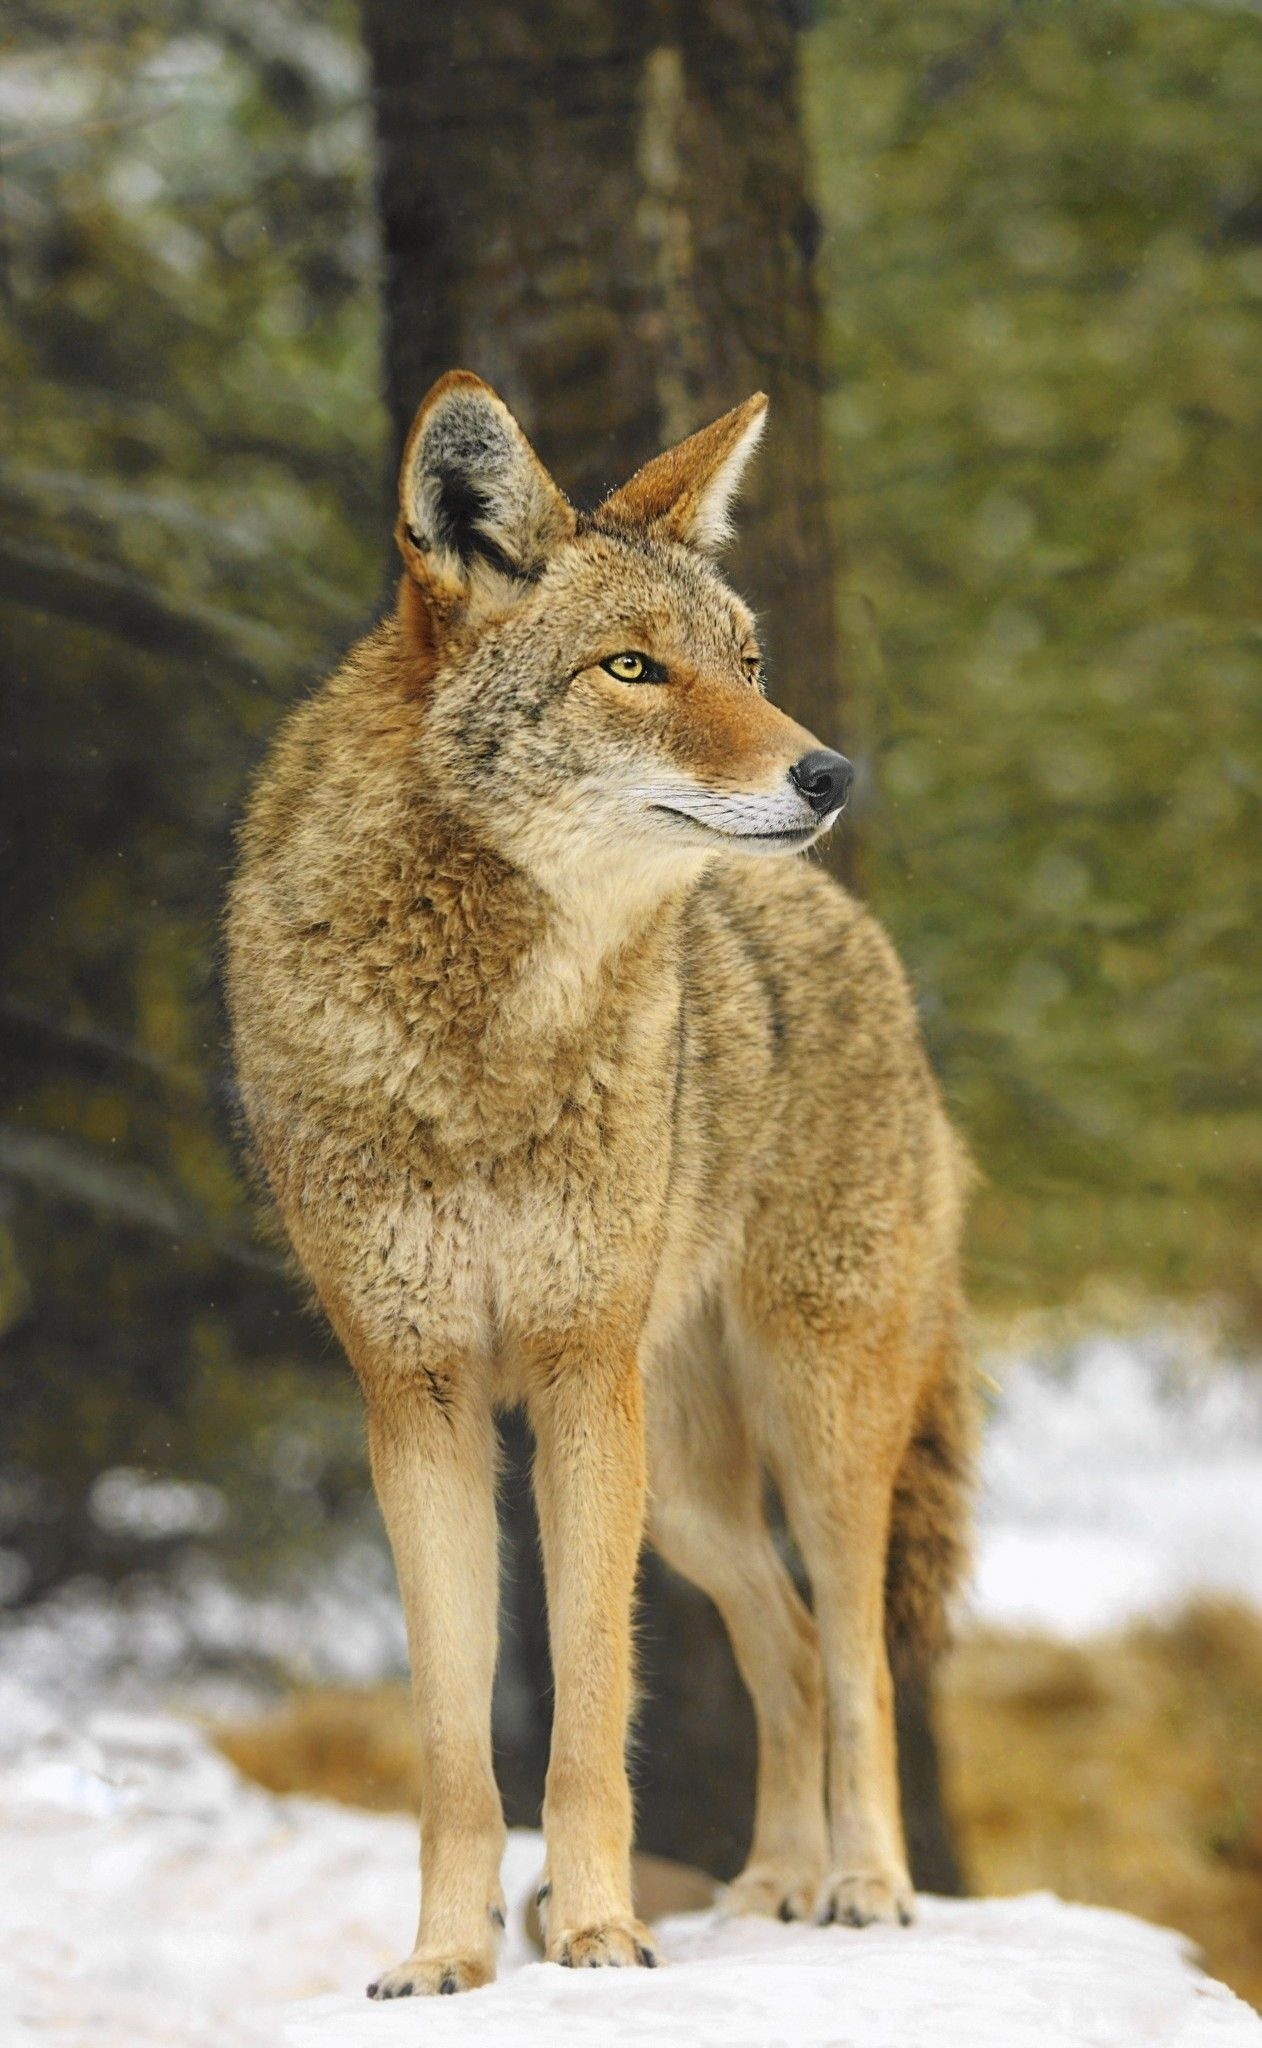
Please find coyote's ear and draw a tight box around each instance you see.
[598,393,768,555]
[396,371,575,614]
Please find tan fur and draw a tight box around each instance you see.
[225,374,976,1995]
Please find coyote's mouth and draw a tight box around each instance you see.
[649,804,832,848]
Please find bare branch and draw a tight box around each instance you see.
[0,1124,286,1278]
[0,533,292,681]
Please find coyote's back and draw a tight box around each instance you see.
[226,372,975,1995]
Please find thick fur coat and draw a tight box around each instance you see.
[225,373,975,1996]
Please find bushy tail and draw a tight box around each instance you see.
[885,1316,978,1674]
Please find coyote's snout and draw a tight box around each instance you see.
[225,372,975,1997]
[642,740,853,853]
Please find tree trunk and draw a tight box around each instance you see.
[361,0,841,745]
[361,0,963,1897]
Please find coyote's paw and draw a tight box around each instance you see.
[721,1859,823,1924]
[549,1918,660,1970]
[366,1951,494,1998]
[817,1868,916,1929]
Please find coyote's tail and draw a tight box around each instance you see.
[884,1311,977,1674]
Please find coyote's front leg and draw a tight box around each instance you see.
[358,1356,506,1998]
[527,1333,659,1970]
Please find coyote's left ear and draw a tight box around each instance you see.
[598,393,768,555]
[396,371,575,617]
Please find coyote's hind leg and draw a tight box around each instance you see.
[750,1307,920,1930]
[647,1323,827,1922]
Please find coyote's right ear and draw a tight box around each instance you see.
[396,372,575,624]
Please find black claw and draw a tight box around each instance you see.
[819,1901,836,1926]
[489,1905,506,1930]
[839,1905,868,1928]
[366,1982,379,1999]
[898,1903,913,1927]
[439,1974,458,1995]
[396,1982,413,1997]
[778,1898,797,1923]
[636,1943,658,1968]
[536,1883,551,1907]
[560,1953,574,1968]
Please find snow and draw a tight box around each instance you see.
[3,1327,1262,2042]
[0,1536,409,1725]
[973,1328,1262,1635]
[1,1701,1256,2048]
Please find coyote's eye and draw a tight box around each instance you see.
[742,652,762,686]
[601,651,666,684]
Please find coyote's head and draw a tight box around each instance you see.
[393,371,851,881]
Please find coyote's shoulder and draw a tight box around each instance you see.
[225,372,975,1995]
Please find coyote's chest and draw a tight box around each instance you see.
[328,918,686,1341]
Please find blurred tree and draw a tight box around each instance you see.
[360,0,845,749]
[0,0,387,1597]
[360,0,960,1895]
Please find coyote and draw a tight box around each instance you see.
[225,372,975,1996]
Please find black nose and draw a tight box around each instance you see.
[788,749,854,818]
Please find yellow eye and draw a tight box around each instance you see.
[604,652,647,682]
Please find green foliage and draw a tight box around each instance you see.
[806,0,1262,1318]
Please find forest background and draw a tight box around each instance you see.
[2,0,1260,2004]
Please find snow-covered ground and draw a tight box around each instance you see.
[2,1328,1261,2043]
[972,1326,1262,1635]
[1,1700,1256,2048]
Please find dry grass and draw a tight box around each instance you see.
[213,1599,1262,2007]
[939,1601,1262,2009]
[216,1684,424,1814]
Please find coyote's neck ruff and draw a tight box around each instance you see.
[226,373,974,1997]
